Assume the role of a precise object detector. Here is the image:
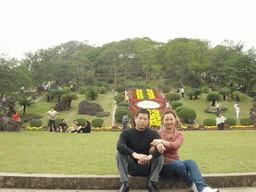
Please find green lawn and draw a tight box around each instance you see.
[0,130,255,175]
[17,91,115,128]
[180,93,253,125]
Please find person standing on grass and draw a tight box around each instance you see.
[234,102,238,115]
[235,105,240,119]
[116,108,164,192]
[121,113,129,131]
[216,101,220,116]
[220,113,227,130]
[216,115,221,130]
[46,107,58,132]
[150,110,220,192]
[180,87,185,98]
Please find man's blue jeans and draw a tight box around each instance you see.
[160,159,208,192]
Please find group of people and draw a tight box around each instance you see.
[216,101,240,129]
[116,109,219,192]
[46,107,91,133]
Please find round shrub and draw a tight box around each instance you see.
[97,82,103,87]
[162,86,171,93]
[62,87,71,92]
[91,118,104,127]
[240,118,254,126]
[116,106,129,111]
[165,92,181,102]
[99,87,107,94]
[55,118,62,126]
[177,108,196,123]
[175,106,188,113]
[202,86,210,93]
[252,96,256,102]
[79,87,87,94]
[225,118,236,126]
[203,118,216,126]
[75,118,86,126]
[116,85,126,93]
[171,101,183,110]
[30,119,42,127]
[115,109,131,123]
[117,102,129,108]
[114,94,125,104]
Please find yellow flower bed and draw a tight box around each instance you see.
[136,89,144,99]
[146,89,155,99]
[148,109,161,127]
[27,127,43,130]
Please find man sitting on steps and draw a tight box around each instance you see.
[116,108,163,192]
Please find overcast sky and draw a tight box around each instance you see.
[1,0,255,60]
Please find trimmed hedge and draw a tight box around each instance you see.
[177,108,196,123]
[116,85,125,93]
[30,119,42,127]
[75,118,86,126]
[240,118,254,126]
[225,118,236,126]
[165,92,180,102]
[175,106,188,113]
[171,101,183,110]
[99,87,107,94]
[91,118,104,127]
[115,108,131,123]
[117,102,129,108]
[162,86,171,93]
[203,118,216,126]
[114,94,125,104]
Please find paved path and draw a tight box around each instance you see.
[1,188,256,192]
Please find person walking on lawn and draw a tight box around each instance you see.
[116,108,164,192]
[46,107,58,132]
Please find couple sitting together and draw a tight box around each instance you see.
[116,109,219,192]
[68,120,91,133]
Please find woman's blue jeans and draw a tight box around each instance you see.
[160,159,208,192]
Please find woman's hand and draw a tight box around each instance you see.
[157,143,166,154]
[150,139,163,146]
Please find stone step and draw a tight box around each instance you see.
[0,172,255,190]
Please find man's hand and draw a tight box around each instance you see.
[150,139,163,146]
[157,143,166,154]
[149,145,156,153]
[138,155,153,165]
[132,152,147,162]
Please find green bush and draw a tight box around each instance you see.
[55,118,62,126]
[114,94,125,104]
[78,87,87,94]
[115,108,131,123]
[99,87,107,94]
[240,118,254,126]
[171,101,183,110]
[248,91,256,97]
[75,118,86,126]
[183,86,191,91]
[30,119,42,127]
[177,108,196,123]
[232,91,240,98]
[116,85,126,93]
[203,118,216,126]
[91,118,104,127]
[62,87,71,93]
[117,102,129,108]
[202,86,210,93]
[31,94,37,100]
[252,96,256,102]
[86,89,98,100]
[175,106,188,113]
[225,118,236,126]
[162,86,171,93]
[165,92,180,102]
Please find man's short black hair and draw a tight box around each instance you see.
[136,108,150,119]
[62,119,65,121]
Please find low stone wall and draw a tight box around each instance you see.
[0,172,256,190]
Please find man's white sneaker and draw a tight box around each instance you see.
[190,182,198,192]
[202,187,220,192]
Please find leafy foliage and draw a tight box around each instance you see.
[206,92,221,106]
[30,119,42,127]
[91,118,104,127]
[99,87,107,94]
[225,118,236,126]
[171,101,183,110]
[240,118,254,126]
[165,92,180,102]
[86,89,98,100]
[203,118,216,126]
[177,108,197,123]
